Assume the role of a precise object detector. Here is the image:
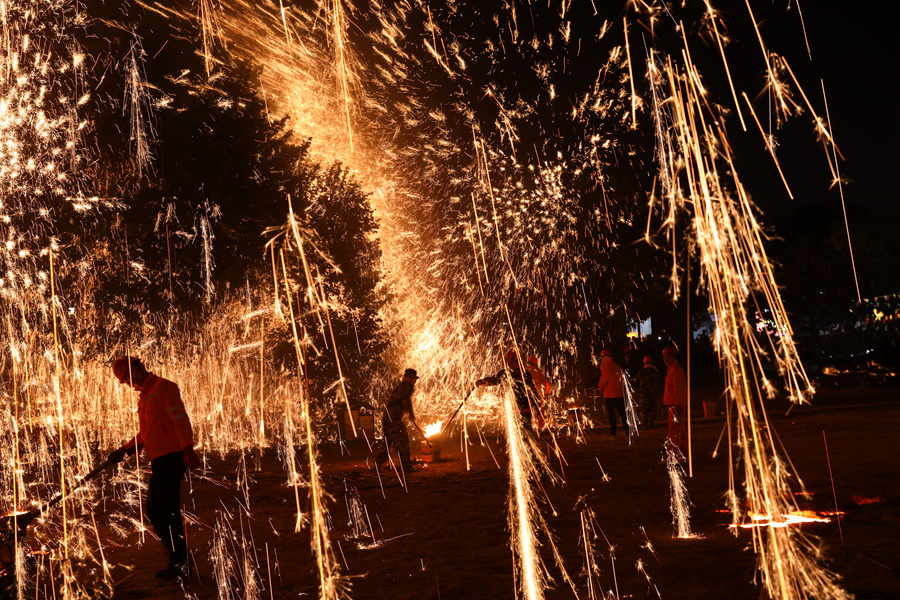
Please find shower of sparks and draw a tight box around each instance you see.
[502,386,575,600]
[210,508,263,599]
[0,0,861,597]
[343,484,373,542]
[576,503,604,600]
[620,370,640,445]
[731,510,840,530]
[300,396,351,599]
[270,215,351,598]
[665,440,695,539]
[635,558,662,599]
[124,35,154,179]
[145,0,656,429]
[636,1,852,597]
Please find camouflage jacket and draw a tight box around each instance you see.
[636,365,663,404]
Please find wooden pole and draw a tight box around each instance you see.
[686,238,693,477]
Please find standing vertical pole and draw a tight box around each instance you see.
[823,431,845,553]
[686,237,693,477]
[49,247,69,557]
[259,317,266,470]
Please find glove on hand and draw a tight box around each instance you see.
[183,447,200,470]
[107,448,126,464]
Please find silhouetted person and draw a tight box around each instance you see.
[108,356,199,580]
[376,368,420,471]
[636,355,663,429]
[477,349,539,433]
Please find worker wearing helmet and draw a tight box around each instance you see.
[376,368,420,472]
[662,346,687,454]
[636,355,663,430]
[108,356,199,580]
[525,356,551,432]
[476,348,539,433]
[597,349,629,439]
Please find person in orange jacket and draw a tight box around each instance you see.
[525,356,551,432]
[108,356,199,580]
[662,346,687,454]
[597,349,629,439]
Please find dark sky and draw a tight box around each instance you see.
[729,1,898,219]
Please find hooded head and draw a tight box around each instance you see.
[112,356,147,388]
[505,348,521,370]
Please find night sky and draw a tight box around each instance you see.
[724,1,898,220]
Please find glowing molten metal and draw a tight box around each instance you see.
[732,510,841,529]
[423,421,443,437]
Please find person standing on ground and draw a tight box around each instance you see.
[597,349,629,440]
[477,348,539,433]
[108,356,199,580]
[376,368,420,472]
[525,355,551,432]
[662,346,687,454]
[636,355,663,430]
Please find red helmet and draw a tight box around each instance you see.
[505,348,519,366]
[662,346,678,356]
[527,355,539,366]
[112,356,144,381]
[600,349,613,357]
[643,355,654,364]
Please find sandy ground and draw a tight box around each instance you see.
[29,386,900,599]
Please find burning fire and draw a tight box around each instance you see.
[732,510,842,529]
[423,421,443,437]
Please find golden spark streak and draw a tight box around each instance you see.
[624,16,637,129]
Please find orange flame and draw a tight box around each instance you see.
[731,510,841,529]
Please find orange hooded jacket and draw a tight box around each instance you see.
[124,374,195,460]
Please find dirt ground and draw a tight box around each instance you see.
[54,386,900,599]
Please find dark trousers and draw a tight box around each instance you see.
[641,399,657,429]
[378,419,412,467]
[605,397,629,437]
[667,405,686,454]
[516,395,534,433]
[148,451,187,563]
[518,410,533,433]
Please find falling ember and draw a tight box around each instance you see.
[850,496,885,506]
